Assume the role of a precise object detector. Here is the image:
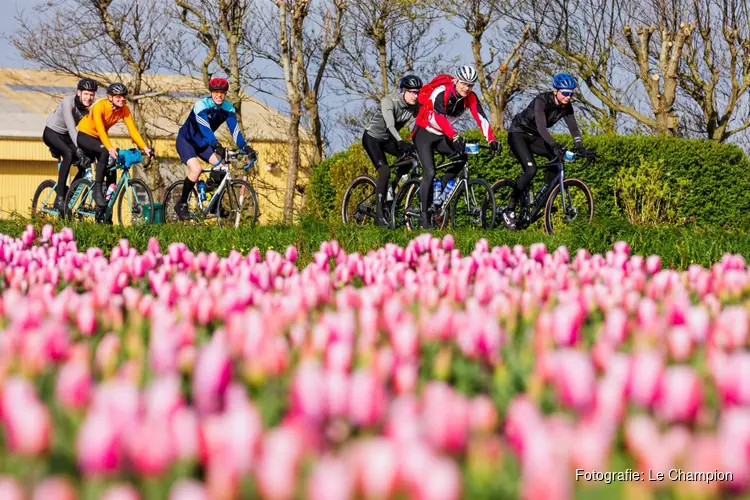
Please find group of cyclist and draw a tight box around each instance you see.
[42,65,594,231]
[42,76,255,221]
[362,65,595,230]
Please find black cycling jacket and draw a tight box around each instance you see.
[508,91,582,147]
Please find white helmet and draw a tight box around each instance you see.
[455,65,478,84]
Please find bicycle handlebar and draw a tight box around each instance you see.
[223,149,257,171]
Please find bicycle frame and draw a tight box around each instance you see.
[191,150,254,223]
[37,158,91,216]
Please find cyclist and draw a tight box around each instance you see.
[362,74,423,226]
[501,73,595,230]
[76,82,153,209]
[174,77,257,220]
[42,78,98,212]
[413,65,501,228]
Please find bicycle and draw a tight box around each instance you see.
[31,151,93,219]
[64,148,155,226]
[489,148,595,234]
[390,140,496,231]
[341,153,420,226]
[163,149,259,228]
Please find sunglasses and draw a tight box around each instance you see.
[559,90,574,97]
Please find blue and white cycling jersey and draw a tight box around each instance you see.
[177,96,248,149]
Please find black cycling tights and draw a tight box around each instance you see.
[42,127,82,197]
[413,127,462,215]
[508,132,557,208]
[77,133,115,186]
[362,131,408,203]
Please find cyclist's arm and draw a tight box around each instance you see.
[563,112,583,149]
[381,96,402,142]
[431,91,458,139]
[468,94,496,142]
[122,108,147,150]
[94,105,113,150]
[226,112,248,149]
[534,97,556,146]
[62,97,79,145]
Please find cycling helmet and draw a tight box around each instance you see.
[106,82,128,96]
[455,65,478,84]
[399,75,423,91]
[552,73,577,90]
[208,77,229,91]
[77,78,98,92]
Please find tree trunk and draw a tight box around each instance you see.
[493,94,506,133]
[283,101,302,224]
[304,93,324,164]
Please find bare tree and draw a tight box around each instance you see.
[677,0,750,141]
[173,0,254,132]
[518,0,695,136]
[11,0,169,192]
[248,0,346,224]
[443,0,533,132]
[330,0,447,103]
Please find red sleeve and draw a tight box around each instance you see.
[468,93,496,142]
[431,90,457,139]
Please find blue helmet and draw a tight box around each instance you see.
[552,73,577,90]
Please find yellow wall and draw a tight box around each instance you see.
[0,137,312,223]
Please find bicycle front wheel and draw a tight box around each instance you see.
[117,178,154,226]
[544,178,594,234]
[451,178,496,230]
[64,178,95,221]
[342,175,378,225]
[217,179,259,228]
[391,178,422,230]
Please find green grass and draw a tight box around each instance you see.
[2,215,749,270]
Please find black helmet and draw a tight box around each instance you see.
[399,75,423,91]
[77,78,98,92]
[106,82,128,96]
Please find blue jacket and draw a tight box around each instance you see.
[178,97,248,149]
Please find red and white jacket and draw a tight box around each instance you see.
[415,82,496,142]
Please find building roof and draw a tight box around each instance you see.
[0,68,310,143]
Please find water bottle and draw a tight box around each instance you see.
[432,179,443,205]
[440,179,456,203]
[105,183,116,201]
[84,169,93,181]
[387,185,394,202]
[197,180,207,203]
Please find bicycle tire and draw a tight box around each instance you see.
[163,180,199,224]
[31,179,57,217]
[390,178,421,230]
[64,178,94,221]
[342,175,378,225]
[450,178,496,230]
[116,178,154,226]
[217,179,259,228]
[487,178,520,229]
[544,178,594,235]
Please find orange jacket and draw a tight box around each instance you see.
[77,98,147,150]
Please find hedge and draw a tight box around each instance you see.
[305,131,750,228]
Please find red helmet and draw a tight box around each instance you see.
[208,77,229,92]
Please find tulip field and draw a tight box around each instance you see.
[2,221,750,499]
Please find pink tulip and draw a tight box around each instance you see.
[654,365,703,423]
[0,477,25,500]
[469,395,498,433]
[169,480,209,500]
[101,484,140,500]
[627,350,664,408]
[125,417,174,476]
[3,398,51,456]
[56,361,92,410]
[291,362,326,422]
[256,427,306,500]
[348,369,386,427]
[77,413,122,475]
[417,456,461,500]
[192,337,231,415]
[355,439,398,499]
[551,349,596,412]
[307,456,353,500]
[32,477,77,500]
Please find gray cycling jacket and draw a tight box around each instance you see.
[45,95,88,144]
[364,91,420,142]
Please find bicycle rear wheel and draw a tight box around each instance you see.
[163,181,200,224]
[31,180,57,218]
[544,178,594,234]
[217,179,259,228]
[342,175,379,225]
[117,178,154,226]
[450,178,496,230]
